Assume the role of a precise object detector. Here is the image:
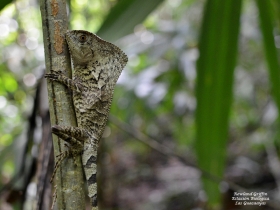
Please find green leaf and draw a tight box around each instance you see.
[3,73,18,92]
[195,0,242,208]
[256,0,280,114]
[97,0,165,42]
[0,0,12,12]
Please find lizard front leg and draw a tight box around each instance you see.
[45,70,86,93]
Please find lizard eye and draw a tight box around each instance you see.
[79,35,87,42]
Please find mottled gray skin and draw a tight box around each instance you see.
[45,30,127,210]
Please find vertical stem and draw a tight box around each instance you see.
[40,0,86,209]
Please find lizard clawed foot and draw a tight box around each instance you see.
[55,150,69,158]
[45,70,62,81]
[51,185,57,209]
[50,151,70,183]
[52,125,62,134]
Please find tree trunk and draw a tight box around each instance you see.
[40,0,86,209]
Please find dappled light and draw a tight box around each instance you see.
[0,0,280,209]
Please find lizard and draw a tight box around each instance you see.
[45,30,128,210]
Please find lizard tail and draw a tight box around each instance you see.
[89,193,98,209]
[82,143,98,209]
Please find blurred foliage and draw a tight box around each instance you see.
[0,0,280,209]
[69,0,112,32]
[97,0,165,41]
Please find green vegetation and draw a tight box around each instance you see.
[0,0,280,209]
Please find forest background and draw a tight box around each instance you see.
[0,0,280,209]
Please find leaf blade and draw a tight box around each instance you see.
[0,0,12,12]
[97,0,164,41]
[195,0,242,207]
[256,0,280,112]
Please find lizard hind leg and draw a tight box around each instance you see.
[52,125,89,144]
[50,125,88,182]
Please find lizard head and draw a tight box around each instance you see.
[66,30,128,82]
[65,30,95,65]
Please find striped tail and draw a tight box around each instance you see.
[82,142,98,209]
